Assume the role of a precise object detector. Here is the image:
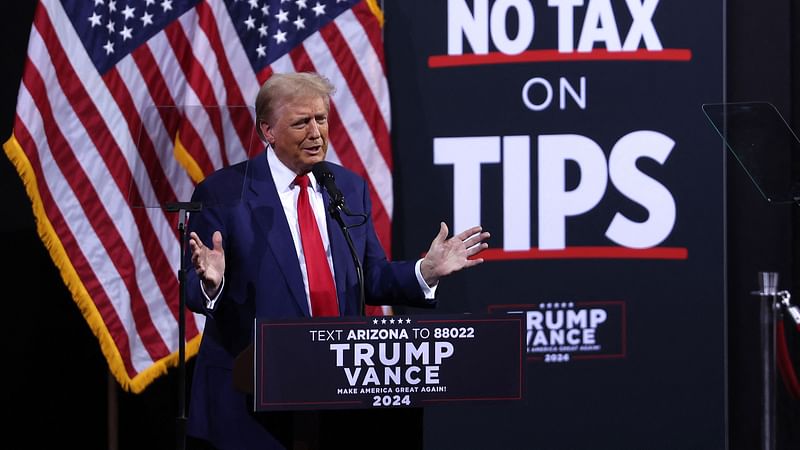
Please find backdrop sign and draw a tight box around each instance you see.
[490,300,626,362]
[385,1,725,448]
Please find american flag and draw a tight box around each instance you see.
[3,0,393,393]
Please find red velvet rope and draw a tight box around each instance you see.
[776,319,800,400]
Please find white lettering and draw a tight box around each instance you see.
[566,328,581,344]
[384,366,401,385]
[622,0,662,51]
[503,136,531,250]
[565,309,587,328]
[549,0,583,52]
[406,366,422,385]
[354,343,375,367]
[590,308,607,328]
[448,0,488,54]
[426,365,441,384]
[490,0,535,54]
[434,137,501,235]
[405,342,430,365]
[522,77,553,111]
[379,342,400,365]
[450,0,663,55]
[344,367,360,385]
[435,130,675,251]
[363,367,381,385]
[577,0,622,52]
[560,76,586,110]
[538,134,608,250]
[606,130,676,248]
[434,342,455,364]
[527,311,543,330]
[545,310,564,329]
[583,327,596,344]
[330,343,349,367]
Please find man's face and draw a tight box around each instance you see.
[261,95,329,174]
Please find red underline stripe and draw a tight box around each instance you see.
[480,247,688,260]
[428,48,692,68]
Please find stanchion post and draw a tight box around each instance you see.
[754,271,779,450]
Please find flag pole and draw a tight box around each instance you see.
[107,370,118,450]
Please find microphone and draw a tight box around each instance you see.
[311,161,345,209]
[313,162,367,314]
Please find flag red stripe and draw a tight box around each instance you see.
[131,45,217,177]
[352,1,386,69]
[31,21,171,359]
[163,20,230,168]
[288,46,391,250]
[131,44,178,107]
[257,66,274,86]
[320,22,392,170]
[129,45,182,148]
[329,101,391,251]
[102,68,179,233]
[14,114,138,377]
[196,2,258,156]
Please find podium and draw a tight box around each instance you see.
[232,314,525,448]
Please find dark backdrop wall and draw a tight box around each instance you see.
[1,1,798,449]
[384,1,725,449]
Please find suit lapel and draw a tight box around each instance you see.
[247,152,311,317]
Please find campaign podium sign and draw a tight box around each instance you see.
[242,314,524,411]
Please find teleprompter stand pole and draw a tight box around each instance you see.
[166,201,202,450]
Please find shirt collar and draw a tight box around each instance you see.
[266,145,320,193]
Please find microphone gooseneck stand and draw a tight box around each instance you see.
[313,162,369,316]
[328,203,367,316]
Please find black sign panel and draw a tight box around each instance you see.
[254,314,524,411]
[384,0,725,449]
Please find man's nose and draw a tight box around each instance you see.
[307,120,321,138]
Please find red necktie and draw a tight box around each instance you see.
[295,175,339,317]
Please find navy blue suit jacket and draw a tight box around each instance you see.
[185,151,432,449]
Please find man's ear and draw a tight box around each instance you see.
[259,121,274,144]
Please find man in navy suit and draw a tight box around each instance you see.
[185,72,490,449]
